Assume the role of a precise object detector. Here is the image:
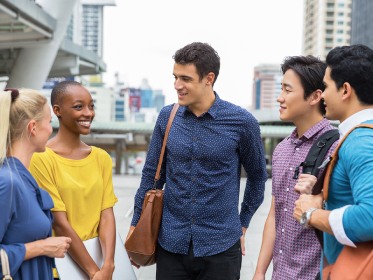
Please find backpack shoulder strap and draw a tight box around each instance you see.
[323,123,373,201]
[301,129,339,176]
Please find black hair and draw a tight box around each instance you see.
[50,80,82,106]
[281,55,327,114]
[326,44,373,105]
[173,42,220,86]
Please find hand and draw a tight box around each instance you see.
[241,227,247,256]
[293,193,323,222]
[252,272,265,280]
[294,174,317,194]
[125,226,140,268]
[91,265,114,280]
[41,236,72,258]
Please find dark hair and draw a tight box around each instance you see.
[173,42,220,86]
[281,55,327,114]
[326,44,373,105]
[51,80,82,106]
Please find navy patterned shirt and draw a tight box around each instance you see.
[131,93,267,256]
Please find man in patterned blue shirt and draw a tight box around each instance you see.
[128,42,267,280]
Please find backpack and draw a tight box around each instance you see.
[293,128,339,181]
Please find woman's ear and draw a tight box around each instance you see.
[27,120,37,136]
[53,105,61,118]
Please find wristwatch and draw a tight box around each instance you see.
[300,208,318,228]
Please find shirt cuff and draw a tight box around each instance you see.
[329,205,356,248]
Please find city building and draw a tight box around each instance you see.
[114,84,165,123]
[303,0,352,59]
[350,0,373,48]
[252,64,282,110]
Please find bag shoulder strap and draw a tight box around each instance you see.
[1,248,13,280]
[301,129,339,176]
[323,123,373,201]
[154,103,179,183]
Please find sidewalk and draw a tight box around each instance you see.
[113,175,273,280]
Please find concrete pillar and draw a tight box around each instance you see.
[124,152,129,175]
[7,0,78,89]
[115,140,124,175]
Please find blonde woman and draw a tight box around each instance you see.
[0,88,71,279]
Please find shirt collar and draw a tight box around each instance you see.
[180,92,222,119]
[338,109,373,138]
[289,118,332,143]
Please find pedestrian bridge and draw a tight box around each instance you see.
[53,114,296,175]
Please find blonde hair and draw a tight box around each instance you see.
[0,88,47,166]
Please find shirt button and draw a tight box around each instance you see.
[286,188,289,191]
[296,148,300,151]
[289,167,293,171]
[284,208,288,212]
[282,229,285,233]
[280,250,283,254]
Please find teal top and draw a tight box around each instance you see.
[325,120,373,264]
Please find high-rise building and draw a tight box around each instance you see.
[153,90,166,113]
[81,0,115,57]
[252,64,282,110]
[303,0,352,59]
[350,0,373,49]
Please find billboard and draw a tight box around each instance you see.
[129,88,141,112]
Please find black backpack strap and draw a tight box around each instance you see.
[300,129,339,176]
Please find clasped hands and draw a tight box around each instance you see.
[293,174,323,223]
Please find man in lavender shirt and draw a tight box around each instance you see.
[253,56,337,280]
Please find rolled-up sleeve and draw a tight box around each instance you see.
[339,131,373,243]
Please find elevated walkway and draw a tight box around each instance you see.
[0,0,105,87]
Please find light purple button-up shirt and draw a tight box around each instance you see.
[271,118,337,280]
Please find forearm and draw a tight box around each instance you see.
[309,209,333,235]
[24,240,47,260]
[255,225,275,275]
[53,212,99,278]
[98,208,116,268]
[254,198,275,276]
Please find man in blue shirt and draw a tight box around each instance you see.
[294,45,373,275]
[127,42,267,280]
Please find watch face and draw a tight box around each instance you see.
[300,212,307,226]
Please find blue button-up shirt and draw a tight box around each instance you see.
[131,93,267,256]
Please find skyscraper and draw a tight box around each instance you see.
[252,64,282,110]
[81,0,115,57]
[303,0,351,59]
[350,0,373,48]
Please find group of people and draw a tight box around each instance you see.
[0,41,372,280]
[1,82,117,279]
